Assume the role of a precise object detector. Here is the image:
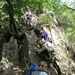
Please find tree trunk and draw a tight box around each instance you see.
[6,0,18,34]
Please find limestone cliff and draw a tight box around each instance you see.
[0,20,75,75]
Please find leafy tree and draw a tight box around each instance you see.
[0,0,75,41]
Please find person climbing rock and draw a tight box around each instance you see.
[27,7,33,17]
[34,27,56,61]
[36,26,52,43]
[30,61,48,75]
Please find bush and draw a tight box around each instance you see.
[37,13,52,24]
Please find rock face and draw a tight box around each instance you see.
[21,12,38,28]
[21,21,75,75]
[0,37,18,75]
[0,21,75,75]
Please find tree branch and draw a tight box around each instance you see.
[60,1,75,10]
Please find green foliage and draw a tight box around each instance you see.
[18,24,26,35]
[0,24,26,39]
[65,25,75,41]
[0,26,11,38]
[0,1,8,20]
[0,0,75,41]
[37,13,52,24]
[0,28,4,37]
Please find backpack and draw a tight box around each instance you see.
[27,63,41,75]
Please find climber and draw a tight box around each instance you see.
[36,26,52,43]
[28,61,48,75]
[27,7,33,17]
[43,26,52,43]
[34,26,56,62]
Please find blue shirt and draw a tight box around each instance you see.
[39,71,48,75]
[41,31,48,40]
